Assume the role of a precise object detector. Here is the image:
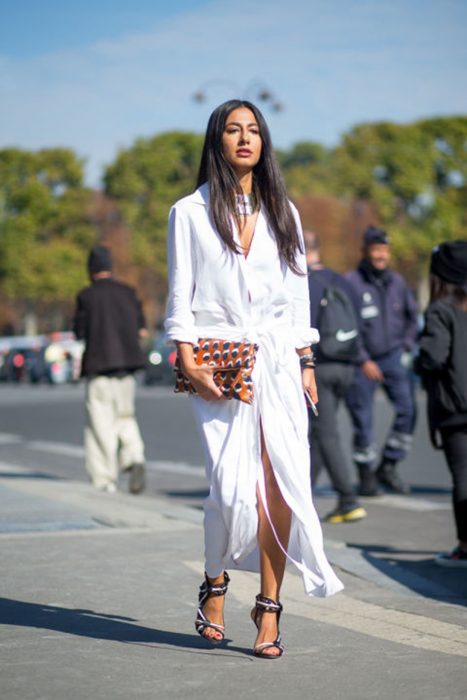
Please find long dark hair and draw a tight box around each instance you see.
[429,274,467,311]
[196,99,303,273]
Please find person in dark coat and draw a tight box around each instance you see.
[305,232,367,523]
[345,226,419,496]
[73,246,147,494]
[415,240,467,567]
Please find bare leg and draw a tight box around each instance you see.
[254,428,292,655]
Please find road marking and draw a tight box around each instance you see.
[4,438,207,478]
[184,560,467,657]
[0,433,22,444]
[362,494,449,511]
[146,460,205,478]
[28,440,85,458]
[0,438,449,505]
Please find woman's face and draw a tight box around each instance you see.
[221,107,262,174]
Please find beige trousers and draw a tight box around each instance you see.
[85,375,145,489]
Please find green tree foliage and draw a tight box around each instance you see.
[2,116,465,321]
[277,141,336,196]
[104,131,204,278]
[0,148,95,304]
[104,118,466,285]
[325,117,467,268]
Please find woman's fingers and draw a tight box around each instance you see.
[190,365,226,400]
[205,372,225,400]
[304,385,318,404]
[302,368,318,404]
[199,378,224,400]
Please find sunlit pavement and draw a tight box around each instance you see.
[0,385,466,700]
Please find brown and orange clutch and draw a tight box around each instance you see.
[174,337,258,404]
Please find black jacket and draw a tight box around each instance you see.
[308,266,364,364]
[415,297,467,445]
[73,278,146,377]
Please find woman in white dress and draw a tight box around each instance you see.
[166,100,343,658]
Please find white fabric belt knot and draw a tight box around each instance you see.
[241,321,291,372]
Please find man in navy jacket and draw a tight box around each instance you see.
[346,226,418,495]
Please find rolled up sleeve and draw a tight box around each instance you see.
[164,205,198,345]
[286,205,320,348]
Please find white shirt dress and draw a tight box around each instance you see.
[165,184,343,597]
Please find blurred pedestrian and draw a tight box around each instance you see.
[345,226,418,495]
[166,100,342,658]
[305,232,367,523]
[73,246,147,494]
[415,241,467,567]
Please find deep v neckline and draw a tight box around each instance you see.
[236,210,261,261]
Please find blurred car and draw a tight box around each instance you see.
[0,334,86,385]
[0,350,8,381]
[144,333,177,385]
[1,346,45,383]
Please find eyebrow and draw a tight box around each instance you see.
[225,121,259,127]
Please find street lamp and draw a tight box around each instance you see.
[191,79,285,112]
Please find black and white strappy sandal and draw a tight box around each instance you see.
[251,594,284,658]
[195,571,230,644]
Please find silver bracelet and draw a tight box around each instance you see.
[299,353,315,368]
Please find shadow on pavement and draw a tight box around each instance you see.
[347,543,467,606]
[410,485,452,495]
[0,597,250,656]
[164,489,209,499]
[0,471,62,480]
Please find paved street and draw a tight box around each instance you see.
[0,381,452,508]
[0,382,466,699]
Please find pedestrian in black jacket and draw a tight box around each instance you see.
[416,240,467,567]
[306,232,367,524]
[73,246,147,494]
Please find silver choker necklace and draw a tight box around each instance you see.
[235,192,258,217]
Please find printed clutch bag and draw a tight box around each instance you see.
[174,337,258,404]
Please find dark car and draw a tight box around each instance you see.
[1,347,45,383]
[144,333,177,386]
[0,350,9,381]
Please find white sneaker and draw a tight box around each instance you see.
[434,547,467,568]
[98,483,117,494]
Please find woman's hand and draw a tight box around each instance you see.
[184,364,225,401]
[302,367,318,405]
[176,342,225,401]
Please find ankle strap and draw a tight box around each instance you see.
[199,571,230,603]
[255,594,282,613]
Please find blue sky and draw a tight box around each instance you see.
[1,0,466,185]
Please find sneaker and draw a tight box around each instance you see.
[126,463,146,494]
[324,505,367,524]
[357,466,380,497]
[376,461,410,495]
[434,547,467,568]
[98,483,117,494]
[358,482,380,497]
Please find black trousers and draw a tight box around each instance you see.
[309,363,357,507]
[440,425,467,542]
